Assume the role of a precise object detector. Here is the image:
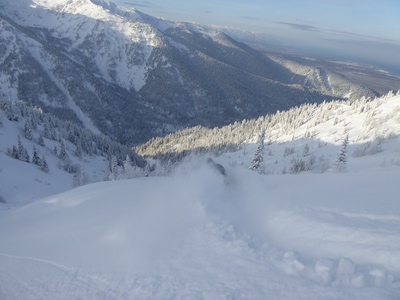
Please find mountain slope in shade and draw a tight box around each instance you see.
[0,98,144,206]
[0,0,382,144]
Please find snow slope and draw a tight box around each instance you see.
[0,100,143,207]
[0,162,399,299]
[1,94,400,298]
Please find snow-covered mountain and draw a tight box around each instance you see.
[1,92,400,299]
[0,0,388,144]
[1,2,400,297]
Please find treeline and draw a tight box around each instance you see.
[135,90,400,162]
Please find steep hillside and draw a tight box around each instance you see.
[0,98,144,206]
[0,0,382,144]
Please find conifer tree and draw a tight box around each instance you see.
[43,121,51,139]
[17,136,30,162]
[123,155,134,179]
[53,145,58,156]
[108,156,119,180]
[24,120,33,140]
[59,140,67,160]
[74,143,83,158]
[38,134,45,147]
[41,155,49,173]
[164,159,173,175]
[32,145,41,166]
[334,135,349,172]
[11,145,18,159]
[249,129,266,174]
[302,143,310,157]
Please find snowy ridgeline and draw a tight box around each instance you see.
[0,165,399,299]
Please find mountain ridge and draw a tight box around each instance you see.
[0,0,392,144]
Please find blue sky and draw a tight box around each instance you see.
[114,0,400,73]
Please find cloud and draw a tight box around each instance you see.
[329,30,396,43]
[120,1,154,8]
[276,22,319,32]
[243,16,263,21]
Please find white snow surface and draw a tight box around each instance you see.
[1,163,400,299]
[1,92,400,299]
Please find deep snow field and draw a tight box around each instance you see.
[1,93,400,299]
[0,162,400,299]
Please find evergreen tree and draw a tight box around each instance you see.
[302,143,310,157]
[53,145,58,156]
[108,156,119,180]
[334,135,349,172]
[11,145,18,159]
[17,136,30,162]
[59,140,67,160]
[74,143,83,158]
[249,129,266,174]
[164,159,173,175]
[32,145,41,166]
[43,121,51,139]
[38,134,45,147]
[24,120,33,140]
[144,163,151,177]
[290,157,306,174]
[41,155,49,173]
[123,155,134,179]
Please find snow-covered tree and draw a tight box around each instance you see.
[108,156,120,180]
[283,146,295,157]
[302,143,309,157]
[290,157,305,174]
[249,129,266,174]
[38,134,45,147]
[59,140,67,160]
[43,121,51,139]
[144,163,151,177]
[53,145,58,156]
[41,155,49,173]
[74,143,83,158]
[123,155,134,179]
[32,145,41,166]
[24,120,33,140]
[334,135,349,172]
[10,145,18,159]
[17,136,30,162]
[164,159,173,175]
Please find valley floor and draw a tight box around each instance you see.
[0,165,399,299]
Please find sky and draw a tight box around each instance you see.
[113,0,400,73]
